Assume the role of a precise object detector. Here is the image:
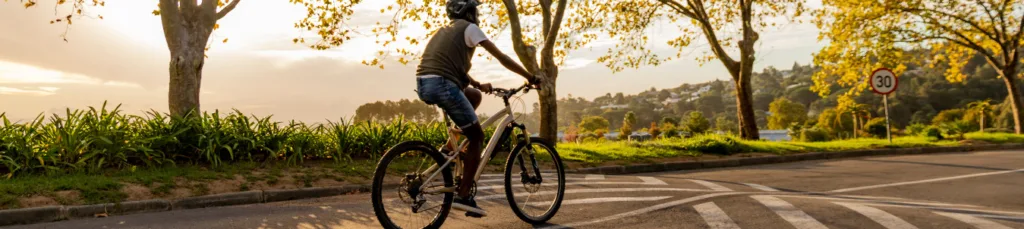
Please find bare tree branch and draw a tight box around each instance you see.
[901,6,1001,44]
[500,0,540,73]
[217,0,240,20]
[159,0,182,51]
[540,0,551,38]
[659,0,697,19]
[541,0,567,64]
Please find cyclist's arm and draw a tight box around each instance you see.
[479,40,534,81]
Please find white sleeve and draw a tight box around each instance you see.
[464,24,489,48]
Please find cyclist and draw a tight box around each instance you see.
[414,0,537,218]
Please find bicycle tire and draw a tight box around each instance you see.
[503,137,565,224]
[372,141,455,229]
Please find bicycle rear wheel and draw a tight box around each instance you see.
[372,141,455,229]
[504,137,565,224]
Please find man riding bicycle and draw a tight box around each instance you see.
[414,0,538,218]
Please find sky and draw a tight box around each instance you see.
[0,0,825,123]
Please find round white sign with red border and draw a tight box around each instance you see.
[870,68,898,95]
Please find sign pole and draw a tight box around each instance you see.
[871,67,898,144]
[883,94,892,144]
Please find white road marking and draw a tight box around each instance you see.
[835,202,919,229]
[829,168,1024,193]
[478,187,714,200]
[529,196,672,207]
[689,179,733,191]
[639,176,668,185]
[743,183,780,192]
[694,202,741,229]
[480,173,557,177]
[775,195,982,208]
[537,192,744,229]
[585,174,606,180]
[477,177,580,183]
[476,176,669,191]
[934,212,1014,229]
[751,195,829,229]
[842,202,1024,216]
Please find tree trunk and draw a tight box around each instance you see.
[536,74,561,144]
[159,0,235,117]
[1002,67,1023,134]
[734,73,759,140]
[168,46,205,117]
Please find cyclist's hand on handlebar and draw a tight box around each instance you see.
[478,83,493,94]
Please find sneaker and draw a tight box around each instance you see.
[452,196,487,217]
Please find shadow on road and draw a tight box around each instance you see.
[856,158,1014,171]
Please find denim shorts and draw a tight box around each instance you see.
[416,75,478,129]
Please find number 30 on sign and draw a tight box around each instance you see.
[870,68,898,95]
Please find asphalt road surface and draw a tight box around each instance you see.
[5,149,1023,229]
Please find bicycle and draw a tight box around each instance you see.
[370,82,566,229]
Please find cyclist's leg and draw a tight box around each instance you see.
[464,87,482,109]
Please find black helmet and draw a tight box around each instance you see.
[446,0,480,24]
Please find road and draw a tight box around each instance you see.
[5,149,1023,229]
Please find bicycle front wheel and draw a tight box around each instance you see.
[372,141,454,229]
[503,137,565,224]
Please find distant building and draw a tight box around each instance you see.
[759,130,791,141]
[600,104,629,110]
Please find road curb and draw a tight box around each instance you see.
[2,143,1022,227]
[171,191,264,210]
[264,185,370,203]
[65,199,170,219]
[0,206,63,226]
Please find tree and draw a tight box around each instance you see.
[594,0,807,140]
[813,0,1024,133]
[933,109,966,124]
[325,0,611,144]
[967,100,994,132]
[619,121,634,140]
[715,116,737,134]
[578,116,611,133]
[22,0,363,117]
[648,122,661,138]
[624,111,638,128]
[684,111,711,134]
[767,98,808,129]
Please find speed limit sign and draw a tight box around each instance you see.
[870,68,898,95]
[870,67,898,143]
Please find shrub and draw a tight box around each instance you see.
[922,126,944,140]
[864,118,888,138]
[940,121,971,140]
[685,112,711,134]
[800,127,831,142]
[905,123,927,136]
[678,135,742,155]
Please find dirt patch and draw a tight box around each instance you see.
[18,196,58,208]
[207,175,245,194]
[169,188,192,199]
[122,183,153,201]
[53,190,81,205]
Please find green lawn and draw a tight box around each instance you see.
[555,133,1008,164]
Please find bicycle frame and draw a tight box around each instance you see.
[417,102,527,191]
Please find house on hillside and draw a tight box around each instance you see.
[600,104,629,110]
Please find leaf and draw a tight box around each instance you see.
[152,10,161,16]
[222,38,229,43]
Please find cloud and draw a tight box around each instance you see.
[563,58,596,70]
[0,86,59,96]
[0,60,142,88]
